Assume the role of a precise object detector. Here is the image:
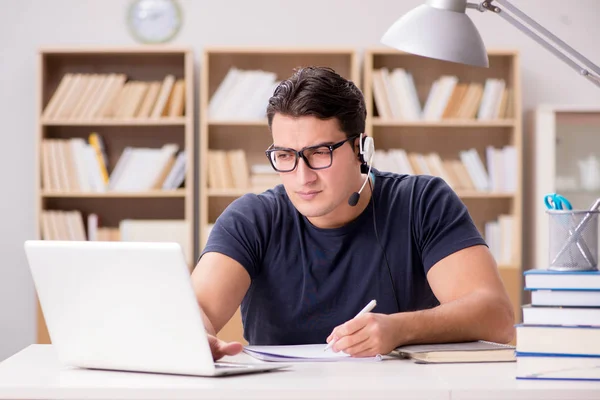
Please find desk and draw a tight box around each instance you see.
[0,345,599,400]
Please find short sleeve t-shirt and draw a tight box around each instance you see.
[200,169,486,345]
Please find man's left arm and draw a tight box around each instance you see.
[328,245,515,357]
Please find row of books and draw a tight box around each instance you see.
[484,215,516,265]
[40,210,191,262]
[208,67,280,120]
[42,73,185,120]
[372,146,517,192]
[372,68,513,121]
[207,149,280,190]
[516,269,600,381]
[41,137,186,192]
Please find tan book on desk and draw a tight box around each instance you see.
[392,341,515,364]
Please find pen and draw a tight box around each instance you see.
[324,299,377,351]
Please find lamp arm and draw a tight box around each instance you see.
[467,0,600,87]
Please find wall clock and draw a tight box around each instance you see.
[127,0,183,44]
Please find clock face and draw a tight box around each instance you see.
[127,0,182,44]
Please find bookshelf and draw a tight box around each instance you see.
[363,48,523,325]
[35,46,195,344]
[199,47,359,343]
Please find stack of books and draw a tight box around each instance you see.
[516,269,600,381]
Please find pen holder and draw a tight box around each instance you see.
[548,209,600,271]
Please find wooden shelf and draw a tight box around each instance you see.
[372,118,516,128]
[41,118,188,126]
[36,46,196,346]
[365,48,523,325]
[207,187,272,197]
[41,189,186,198]
[208,119,268,126]
[457,191,516,199]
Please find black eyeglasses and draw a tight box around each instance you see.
[265,135,359,173]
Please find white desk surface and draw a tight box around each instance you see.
[0,345,599,400]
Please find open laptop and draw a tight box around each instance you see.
[23,240,289,377]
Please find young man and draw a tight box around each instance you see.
[192,66,515,360]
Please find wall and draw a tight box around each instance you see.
[1,0,599,361]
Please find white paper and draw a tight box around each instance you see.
[243,344,383,362]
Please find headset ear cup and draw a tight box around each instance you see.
[362,136,374,165]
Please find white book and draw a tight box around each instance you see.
[83,145,106,192]
[87,213,98,241]
[208,67,240,119]
[69,138,91,192]
[422,79,441,120]
[524,269,600,290]
[522,304,600,326]
[108,147,133,191]
[405,72,422,119]
[530,289,600,307]
[432,76,458,120]
[162,151,186,190]
[380,68,402,119]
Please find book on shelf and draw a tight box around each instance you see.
[484,214,516,266]
[41,212,190,262]
[208,67,280,120]
[41,136,186,193]
[42,73,186,121]
[207,149,281,191]
[371,146,516,193]
[372,68,512,121]
[516,268,600,381]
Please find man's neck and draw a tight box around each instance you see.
[307,173,373,229]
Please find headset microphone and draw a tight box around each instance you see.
[348,134,374,207]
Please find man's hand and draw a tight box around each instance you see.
[326,313,399,357]
[207,334,244,361]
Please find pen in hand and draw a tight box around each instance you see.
[324,299,377,352]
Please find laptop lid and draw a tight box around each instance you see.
[24,240,231,376]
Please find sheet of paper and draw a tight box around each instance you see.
[243,344,383,362]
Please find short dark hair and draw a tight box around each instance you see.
[266,66,366,139]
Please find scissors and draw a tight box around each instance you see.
[544,193,573,210]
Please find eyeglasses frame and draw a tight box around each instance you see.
[265,134,360,172]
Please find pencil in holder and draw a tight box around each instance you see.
[548,209,600,271]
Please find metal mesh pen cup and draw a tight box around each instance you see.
[548,209,600,271]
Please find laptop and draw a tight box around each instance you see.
[23,240,289,377]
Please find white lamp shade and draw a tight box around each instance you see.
[381,3,489,68]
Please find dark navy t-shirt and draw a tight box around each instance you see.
[200,169,486,345]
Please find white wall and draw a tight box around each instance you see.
[1,0,599,361]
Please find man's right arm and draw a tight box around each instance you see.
[191,251,251,337]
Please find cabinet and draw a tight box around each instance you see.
[529,106,600,273]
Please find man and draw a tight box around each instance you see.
[191,66,515,360]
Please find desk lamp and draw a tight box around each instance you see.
[381,0,600,87]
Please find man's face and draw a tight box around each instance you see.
[270,114,362,222]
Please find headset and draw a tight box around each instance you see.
[348,133,401,313]
[348,133,374,207]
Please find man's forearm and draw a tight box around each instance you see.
[391,290,515,346]
[200,308,217,336]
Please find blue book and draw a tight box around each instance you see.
[524,269,600,290]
